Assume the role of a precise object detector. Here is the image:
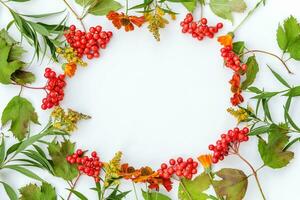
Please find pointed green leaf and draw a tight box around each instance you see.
[241,56,259,90]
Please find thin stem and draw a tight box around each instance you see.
[61,0,86,31]
[208,172,224,200]
[233,0,265,33]
[67,174,81,200]
[240,49,292,74]
[125,0,129,15]
[179,180,193,200]
[132,182,139,200]
[0,0,11,10]
[236,153,266,200]
[11,82,46,90]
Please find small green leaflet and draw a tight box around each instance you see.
[277,16,300,60]
[75,0,122,16]
[241,56,259,90]
[19,182,57,200]
[1,96,39,141]
[48,140,78,180]
[11,70,36,85]
[178,173,211,200]
[142,190,171,200]
[213,168,248,200]
[258,124,294,168]
[209,0,247,22]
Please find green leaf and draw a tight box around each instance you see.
[247,86,262,94]
[4,165,44,182]
[11,70,36,85]
[287,36,300,60]
[1,96,39,141]
[0,181,18,200]
[213,168,247,200]
[209,0,247,22]
[276,25,288,51]
[232,41,245,55]
[258,124,294,168]
[75,0,122,16]
[267,65,290,88]
[182,0,197,12]
[249,125,270,136]
[48,140,78,180]
[66,189,88,200]
[20,9,66,18]
[284,106,300,132]
[283,16,300,46]
[0,37,24,84]
[0,137,5,165]
[9,0,31,2]
[241,56,259,90]
[284,86,300,97]
[178,173,211,200]
[142,190,171,200]
[19,182,57,200]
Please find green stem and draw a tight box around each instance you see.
[208,172,224,200]
[233,0,265,33]
[125,0,129,15]
[179,180,193,200]
[67,174,82,200]
[240,49,292,74]
[61,0,86,31]
[236,153,266,200]
[132,182,139,200]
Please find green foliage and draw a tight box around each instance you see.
[11,70,35,85]
[75,0,122,16]
[48,139,78,180]
[142,190,171,200]
[241,56,259,90]
[0,32,24,84]
[0,181,18,200]
[232,41,245,55]
[277,16,300,60]
[1,96,39,141]
[258,124,294,168]
[213,168,248,200]
[19,182,57,200]
[178,173,211,200]
[4,165,45,182]
[209,0,247,22]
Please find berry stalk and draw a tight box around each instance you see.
[235,153,266,200]
[240,49,292,74]
[66,173,82,200]
[61,0,86,31]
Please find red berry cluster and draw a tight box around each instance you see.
[42,68,66,110]
[220,45,247,72]
[66,149,102,182]
[64,25,113,59]
[158,157,198,180]
[208,127,249,164]
[180,13,223,40]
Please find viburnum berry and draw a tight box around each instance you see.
[220,45,247,72]
[66,149,102,182]
[208,127,250,164]
[64,25,112,60]
[157,157,198,180]
[180,13,223,41]
[41,68,66,110]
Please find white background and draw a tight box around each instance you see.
[1,0,300,199]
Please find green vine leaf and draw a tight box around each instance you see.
[213,168,248,200]
[0,35,24,84]
[142,189,171,200]
[19,182,57,200]
[258,124,294,168]
[178,172,211,200]
[48,140,78,180]
[232,41,245,55]
[209,0,247,22]
[1,96,39,141]
[182,0,197,12]
[241,56,259,90]
[75,0,122,16]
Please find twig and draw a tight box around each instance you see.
[61,0,86,31]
